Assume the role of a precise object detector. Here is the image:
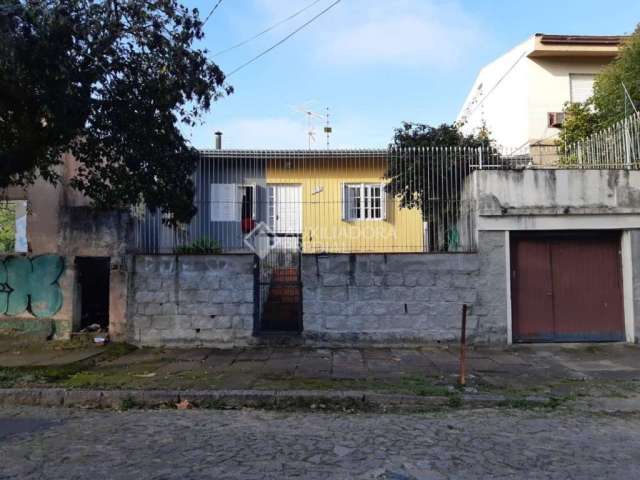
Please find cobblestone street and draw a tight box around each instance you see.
[1,406,640,479]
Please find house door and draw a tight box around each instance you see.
[268,184,302,250]
[511,231,625,342]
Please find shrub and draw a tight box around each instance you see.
[173,237,222,255]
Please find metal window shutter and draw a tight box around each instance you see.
[570,74,595,103]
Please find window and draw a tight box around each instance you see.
[0,200,27,253]
[570,74,596,104]
[343,184,386,221]
[210,184,255,226]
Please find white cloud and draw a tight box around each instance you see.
[253,0,483,69]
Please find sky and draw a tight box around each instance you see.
[181,0,640,150]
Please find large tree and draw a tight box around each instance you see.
[0,0,232,223]
[559,24,640,145]
[386,122,490,251]
[592,24,640,127]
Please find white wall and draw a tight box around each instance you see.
[527,57,608,145]
[458,38,532,150]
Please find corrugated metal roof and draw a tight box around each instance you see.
[198,149,389,158]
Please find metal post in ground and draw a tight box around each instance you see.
[459,304,468,386]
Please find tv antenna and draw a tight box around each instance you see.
[294,105,332,149]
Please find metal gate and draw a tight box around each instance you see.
[511,231,625,342]
[254,233,303,333]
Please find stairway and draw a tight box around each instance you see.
[260,267,301,332]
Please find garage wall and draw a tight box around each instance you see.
[630,230,640,342]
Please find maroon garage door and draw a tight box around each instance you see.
[511,231,625,343]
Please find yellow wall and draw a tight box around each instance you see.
[266,156,424,253]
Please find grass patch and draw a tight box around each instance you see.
[0,342,139,389]
[0,362,88,387]
[497,395,570,411]
[253,374,452,397]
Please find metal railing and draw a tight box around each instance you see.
[131,144,632,255]
[563,112,640,168]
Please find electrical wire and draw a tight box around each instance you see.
[461,51,527,120]
[203,0,223,26]
[226,0,341,77]
[213,0,325,57]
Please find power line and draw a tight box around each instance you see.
[203,0,223,26]
[461,51,527,122]
[226,0,342,77]
[213,0,325,57]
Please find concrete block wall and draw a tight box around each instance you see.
[302,233,508,345]
[128,255,255,347]
[473,231,508,342]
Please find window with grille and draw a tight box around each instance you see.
[343,183,385,221]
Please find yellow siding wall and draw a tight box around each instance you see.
[267,157,424,253]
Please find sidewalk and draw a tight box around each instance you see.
[2,334,640,410]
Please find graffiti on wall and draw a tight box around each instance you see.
[0,255,65,318]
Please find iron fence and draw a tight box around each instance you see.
[131,144,632,255]
[563,112,640,168]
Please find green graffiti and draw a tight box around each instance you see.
[0,255,65,318]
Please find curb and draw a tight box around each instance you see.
[0,388,556,411]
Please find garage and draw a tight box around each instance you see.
[511,231,625,343]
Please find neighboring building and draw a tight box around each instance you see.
[1,157,130,340]
[457,34,624,151]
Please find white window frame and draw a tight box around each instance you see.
[343,183,386,221]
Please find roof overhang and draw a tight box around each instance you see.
[528,34,625,58]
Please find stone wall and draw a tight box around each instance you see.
[302,232,507,345]
[128,255,255,347]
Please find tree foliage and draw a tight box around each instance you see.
[389,122,489,149]
[558,25,640,145]
[558,101,600,147]
[386,122,490,251]
[0,0,232,223]
[0,202,16,252]
[592,24,640,127]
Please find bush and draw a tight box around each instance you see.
[173,237,222,255]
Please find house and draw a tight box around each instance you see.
[457,34,624,151]
[136,148,427,255]
[5,132,640,347]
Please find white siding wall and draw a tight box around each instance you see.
[526,58,606,145]
[458,38,533,150]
